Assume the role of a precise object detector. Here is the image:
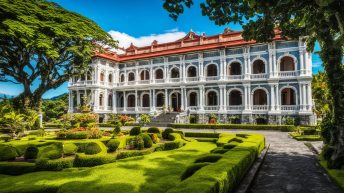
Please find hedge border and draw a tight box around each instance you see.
[170,124,296,132]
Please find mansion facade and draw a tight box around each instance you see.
[68,30,315,125]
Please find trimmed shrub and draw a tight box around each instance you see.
[147,127,160,133]
[181,163,210,180]
[162,128,174,139]
[194,154,223,163]
[66,131,89,139]
[0,134,11,142]
[223,143,237,150]
[24,145,39,160]
[74,153,116,167]
[0,162,36,175]
[302,127,317,135]
[107,139,120,152]
[185,132,220,138]
[139,133,153,148]
[210,147,230,154]
[85,142,102,155]
[117,147,155,159]
[63,143,78,156]
[0,144,18,161]
[228,138,243,143]
[149,133,160,144]
[135,135,144,150]
[113,125,121,135]
[130,126,141,136]
[88,128,103,139]
[36,158,74,171]
[38,143,63,160]
[216,133,236,147]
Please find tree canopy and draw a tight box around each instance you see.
[163,0,344,168]
[0,0,117,110]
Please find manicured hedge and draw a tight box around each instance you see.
[162,128,174,139]
[36,158,74,171]
[66,131,89,139]
[167,134,265,193]
[216,133,236,147]
[24,145,39,160]
[37,143,63,160]
[181,163,210,180]
[0,162,36,175]
[185,132,220,138]
[85,142,102,155]
[170,124,296,132]
[0,144,18,161]
[130,126,141,136]
[74,153,116,167]
[117,147,156,160]
[194,154,223,163]
[163,133,186,150]
[139,133,153,148]
[107,139,120,152]
[63,143,78,156]
[147,127,160,133]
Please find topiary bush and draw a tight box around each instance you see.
[63,143,78,156]
[149,133,160,144]
[74,153,116,167]
[147,127,160,133]
[36,158,74,171]
[85,142,102,155]
[66,131,89,139]
[194,154,223,163]
[139,133,153,148]
[24,145,39,160]
[162,128,174,139]
[0,134,11,142]
[135,135,144,150]
[0,144,18,161]
[38,143,63,160]
[107,139,120,152]
[0,162,36,175]
[210,147,230,154]
[130,126,141,136]
[223,143,237,150]
[113,125,121,135]
[180,163,210,180]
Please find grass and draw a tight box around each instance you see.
[319,157,344,190]
[289,133,322,141]
[0,141,216,193]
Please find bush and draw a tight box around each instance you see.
[117,147,156,159]
[149,133,160,143]
[139,133,153,148]
[228,138,243,143]
[0,134,11,142]
[74,153,116,167]
[107,139,120,152]
[30,129,45,137]
[130,126,141,136]
[216,133,236,147]
[147,127,160,133]
[36,158,74,171]
[185,132,220,138]
[301,127,317,135]
[0,162,36,175]
[85,142,102,155]
[170,123,296,132]
[38,143,63,160]
[24,145,39,160]
[88,128,103,139]
[113,125,121,135]
[210,147,230,154]
[63,143,78,156]
[0,145,18,161]
[135,136,144,150]
[162,128,174,139]
[194,154,223,163]
[66,131,89,139]
[223,143,237,150]
[181,163,210,180]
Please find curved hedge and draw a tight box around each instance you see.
[36,158,74,171]
[37,143,63,160]
[0,144,18,161]
[74,153,116,167]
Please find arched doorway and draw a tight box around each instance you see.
[228,62,241,75]
[253,89,267,105]
[170,92,181,112]
[156,93,164,107]
[108,94,113,107]
[155,69,163,79]
[252,60,265,74]
[189,92,197,106]
[99,94,104,106]
[128,72,135,82]
[280,56,295,71]
[108,74,113,83]
[228,90,242,105]
[118,95,124,108]
[281,88,296,105]
[170,67,180,78]
[120,74,125,82]
[142,94,150,107]
[127,95,136,107]
[140,70,150,80]
[256,118,267,124]
[207,91,218,106]
[187,66,197,77]
[206,64,217,77]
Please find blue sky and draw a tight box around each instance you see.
[0,0,324,98]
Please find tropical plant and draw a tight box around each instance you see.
[312,72,331,119]
[139,114,151,125]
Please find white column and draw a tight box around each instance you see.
[244,85,248,110]
[113,90,117,113]
[270,84,275,111]
[275,84,280,110]
[248,85,252,110]
[219,86,224,111]
[135,67,139,84]
[150,66,153,83]
[307,83,312,111]
[302,84,306,111]
[76,90,80,106]
[299,49,304,75]
[164,65,168,83]
[94,89,99,111]
[198,53,204,81]
[199,86,204,110]
[184,87,188,110]
[273,42,277,76]
[223,87,227,110]
[181,87,185,110]
[152,89,156,111]
[164,89,168,108]
[268,43,273,78]
[123,91,127,112]
[135,90,138,111]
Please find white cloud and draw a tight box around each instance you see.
[108,29,187,50]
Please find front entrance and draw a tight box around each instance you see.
[171,92,181,112]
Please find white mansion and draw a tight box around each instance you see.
[68,29,315,125]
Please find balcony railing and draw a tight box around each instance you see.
[138,107,150,112]
[250,73,268,79]
[188,106,199,111]
[127,81,136,85]
[169,78,180,83]
[252,105,269,111]
[281,105,299,111]
[206,76,219,81]
[278,71,297,77]
[226,105,244,110]
[138,80,150,84]
[226,75,243,80]
[126,107,136,111]
[186,77,199,82]
[204,106,219,111]
[155,79,165,83]
[117,107,124,112]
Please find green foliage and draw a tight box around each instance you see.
[149,133,160,144]
[63,143,78,156]
[162,128,174,139]
[147,127,160,133]
[216,133,236,147]
[285,117,295,125]
[312,72,331,119]
[0,144,18,161]
[185,132,219,138]
[0,134,11,142]
[107,139,120,152]
[194,154,222,163]
[85,142,102,155]
[24,145,39,160]
[139,133,153,148]
[66,131,89,139]
[42,94,68,122]
[171,124,296,132]
[163,133,186,150]
[181,163,210,180]
[36,158,74,171]
[321,114,333,144]
[74,153,116,167]
[37,143,63,160]
[135,135,145,150]
[130,126,141,136]
[223,144,237,150]
[139,114,151,125]
[0,162,36,175]
[116,147,156,160]
[113,125,121,135]
[210,147,230,154]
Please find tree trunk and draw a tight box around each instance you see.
[319,35,344,169]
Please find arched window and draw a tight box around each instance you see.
[156,93,164,107]
[127,95,136,107]
[189,92,197,106]
[228,90,242,105]
[86,71,92,80]
[99,94,104,106]
[170,67,180,78]
[108,74,113,83]
[155,69,164,79]
[80,74,86,81]
[207,91,218,106]
[252,60,265,74]
[108,94,113,106]
[120,74,125,82]
[140,70,150,80]
[187,66,197,77]
[229,62,241,75]
[253,89,267,105]
[100,72,105,81]
[207,64,217,76]
[118,95,124,107]
[128,72,135,81]
[281,88,296,105]
[280,56,295,71]
[170,92,181,111]
[142,94,150,107]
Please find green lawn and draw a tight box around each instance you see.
[0,141,216,193]
[320,157,344,190]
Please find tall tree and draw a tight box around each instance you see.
[0,0,117,110]
[312,72,331,119]
[163,0,344,168]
